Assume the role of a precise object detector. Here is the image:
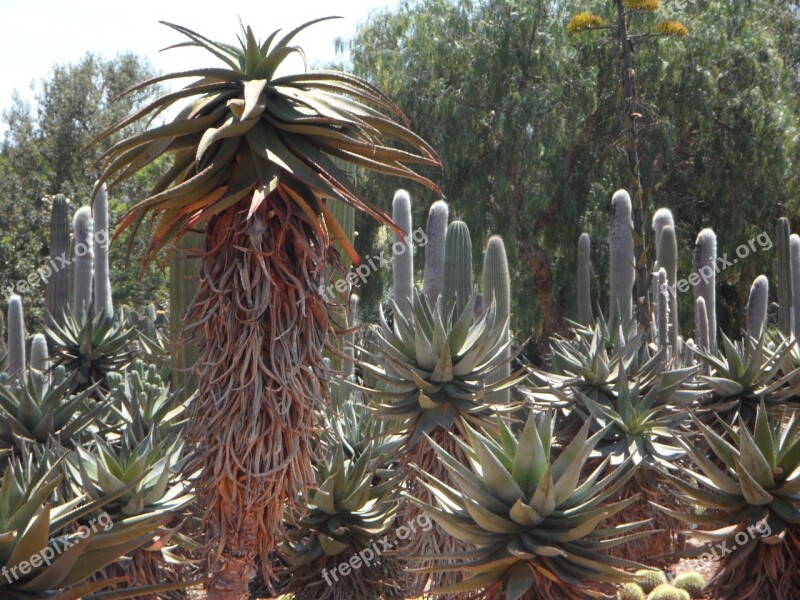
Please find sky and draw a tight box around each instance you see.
[0,0,399,130]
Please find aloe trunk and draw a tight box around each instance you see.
[577,233,593,325]
[392,190,414,320]
[694,229,718,353]
[7,295,25,383]
[45,194,70,328]
[444,221,473,320]
[609,190,635,322]
[747,275,769,340]
[72,206,94,320]
[777,218,793,336]
[483,236,510,403]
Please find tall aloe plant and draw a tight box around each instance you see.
[89,19,440,599]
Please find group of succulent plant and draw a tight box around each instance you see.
[0,189,197,598]
[279,187,800,600]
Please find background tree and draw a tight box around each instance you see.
[346,0,800,346]
[0,53,169,330]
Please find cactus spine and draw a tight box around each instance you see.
[7,295,25,382]
[92,183,113,322]
[423,200,449,306]
[658,224,679,350]
[45,194,70,327]
[609,190,635,322]
[747,275,769,340]
[577,233,593,325]
[30,334,49,372]
[483,236,511,403]
[392,190,414,320]
[694,229,717,353]
[777,217,793,335]
[169,230,202,400]
[791,234,800,338]
[444,220,473,319]
[71,206,94,320]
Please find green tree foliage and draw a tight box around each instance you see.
[0,53,169,330]
[347,0,800,342]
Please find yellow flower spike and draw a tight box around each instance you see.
[566,11,606,33]
[656,19,689,36]
[623,0,661,10]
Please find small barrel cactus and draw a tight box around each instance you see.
[618,582,646,600]
[635,569,668,594]
[578,233,593,325]
[610,190,635,322]
[647,584,690,600]
[423,200,449,306]
[673,572,705,599]
[747,275,769,340]
[392,190,414,320]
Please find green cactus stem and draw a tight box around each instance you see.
[392,190,414,319]
[578,233,593,325]
[30,333,49,372]
[694,228,717,353]
[658,224,679,350]
[777,217,793,336]
[7,295,26,383]
[747,275,769,340]
[483,235,511,403]
[423,200,449,306]
[45,194,70,328]
[610,190,635,322]
[791,233,800,338]
[92,183,113,322]
[71,206,94,320]
[443,220,473,320]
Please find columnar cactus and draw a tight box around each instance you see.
[169,231,202,400]
[30,333,49,372]
[658,224,679,350]
[483,236,511,403]
[791,233,800,338]
[45,194,70,327]
[92,183,113,322]
[71,206,94,320]
[652,208,675,269]
[6,295,25,382]
[443,220,473,319]
[328,196,355,270]
[694,229,717,353]
[344,293,359,380]
[423,200,449,306]
[747,275,769,340]
[577,233,593,325]
[392,190,414,319]
[776,217,793,336]
[609,190,635,322]
[656,269,669,351]
[695,297,709,354]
